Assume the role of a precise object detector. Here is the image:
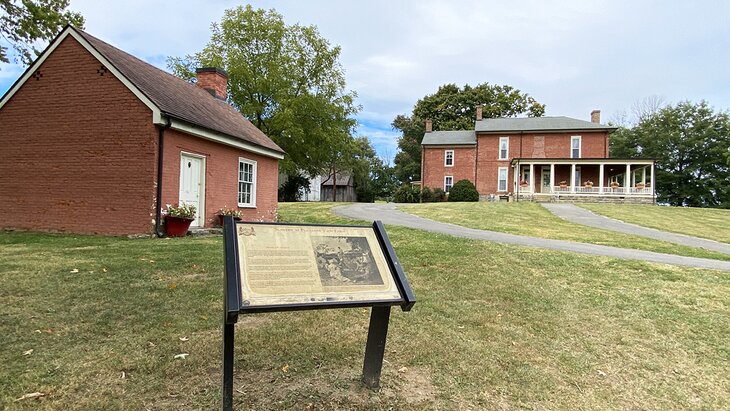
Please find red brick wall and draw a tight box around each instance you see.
[421,146,476,191]
[0,36,158,235]
[161,128,278,226]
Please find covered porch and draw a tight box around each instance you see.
[511,158,656,202]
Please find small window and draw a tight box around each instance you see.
[571,136,581,159]
[498,167,508,191]
[499,137,509,160]
[444,176,453,192]
[238,158,257,207]
[444,150,454,167]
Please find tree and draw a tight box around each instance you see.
[393,83,545,183]
[167,5,358,177]
[610,101,730,208]
[1,0,84,66]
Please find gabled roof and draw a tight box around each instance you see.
[321,171,353,186]
[421,130,476,146]
[475,116,617,133]
[0,26,284,159]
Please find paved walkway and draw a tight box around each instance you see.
[332,203,730,272]
[541,203,730,256]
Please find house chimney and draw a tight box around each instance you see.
[476,105,483,121]
[195,67,228,100]
[591,109,601,124]
[425,119,433,133]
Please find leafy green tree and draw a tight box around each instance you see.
[1,0,84,66]
[610,101,730,208]
[167,5,358,176]
[447,179,480,202]
[393,83,545,183]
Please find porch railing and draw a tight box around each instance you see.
[518,186,653,195]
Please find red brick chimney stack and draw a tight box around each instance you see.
[425,119,433,133]
[591,109,601,124]
[476,105,483,121]
[195,67,228,100]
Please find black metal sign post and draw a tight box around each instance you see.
[220,217,415,411]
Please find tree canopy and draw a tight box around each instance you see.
[393,83,545,183]
[1,0,84,66]
[610,100,730,208]
[167,5,359,176]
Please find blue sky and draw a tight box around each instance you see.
[2,0,729,164]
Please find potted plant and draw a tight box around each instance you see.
[164,203,196,237]
[584,180,594,188]
[519,179,529,188]
[635,182,646,189]
[610,181,620,189]
[216,207,242,226]
[559,180,568,189]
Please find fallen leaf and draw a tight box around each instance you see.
[169,282,177,289]
[398,367,408,373]
[199,315,208,321]
[179,336,189,342]
[174,353,189,360]
[70,268,79,273]
[23,349,33,356]
[149,260,155,263]
[102,268,108,273]
[121,371,126,379]
[597,370,607,377]
[34,329,41,333]
[281,363,289,373]
[14,392,45,401]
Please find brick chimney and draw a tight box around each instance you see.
[196,67,228,100]
[591,109,601,124]
[476,105,483,121]
[425,119,432,133]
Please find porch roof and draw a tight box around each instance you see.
[511,157,655,166]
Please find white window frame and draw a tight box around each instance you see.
[237,157,257,208]
[444,150,454,167]
[497,167,508,192]
[571,136,582,159]
[444,176,453,193]
[499,137,509,160]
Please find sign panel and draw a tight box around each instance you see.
[235,223,402,308]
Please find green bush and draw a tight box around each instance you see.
[420,187,434,202]
[447,179,480,202]
[432,188,447,202]
[393,184,420,203]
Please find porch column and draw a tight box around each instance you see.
[642,167,646,184]
[599,164,604,194]
[624,164,631,190]
[529,163,534,193]
[570,163,576,193]
[549,163,555,192]
[650,162,656,199]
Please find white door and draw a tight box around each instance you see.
[541,167,551,193]
[179,153,205,227]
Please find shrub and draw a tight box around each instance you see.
[447,180,480,202]
[432,188,447,202]
[420,187,434,202]
[393,184,420,203]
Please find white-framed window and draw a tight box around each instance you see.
[444,176,453,192]
[238,157,257,207]
[498,167,508,192]
[571,136,581,159]
[497,137,509,160]
[444,150,454,167]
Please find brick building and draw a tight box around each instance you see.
[0,26,284,235]
[421,107,656,203]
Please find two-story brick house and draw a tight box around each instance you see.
[421,107,655,203]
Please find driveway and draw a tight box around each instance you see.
[332,203,730,272]
[541,203,730,256]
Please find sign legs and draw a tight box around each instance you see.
[223,322,235,411]
[361,306,391,389]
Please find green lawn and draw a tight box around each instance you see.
[1,202,729,409]
[399,202,730,261]
[580,204,730,244]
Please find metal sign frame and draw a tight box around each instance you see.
[221,217,415,410]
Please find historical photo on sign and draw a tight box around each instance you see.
[234,224,402,308]
[312,236,383,286]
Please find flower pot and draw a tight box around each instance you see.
[165,216,194,237]
[217,215,242,226]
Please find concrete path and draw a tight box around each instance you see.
[332,203,730,272]
[541,203,730,256]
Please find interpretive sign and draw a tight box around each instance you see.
[221,218,415,411]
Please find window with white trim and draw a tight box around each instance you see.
[238,158,257,207]
[499,137,509,160]
[571,136,581,158]
[498,167,508,191]
[444,150,454,167]
[444,176,453,192]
